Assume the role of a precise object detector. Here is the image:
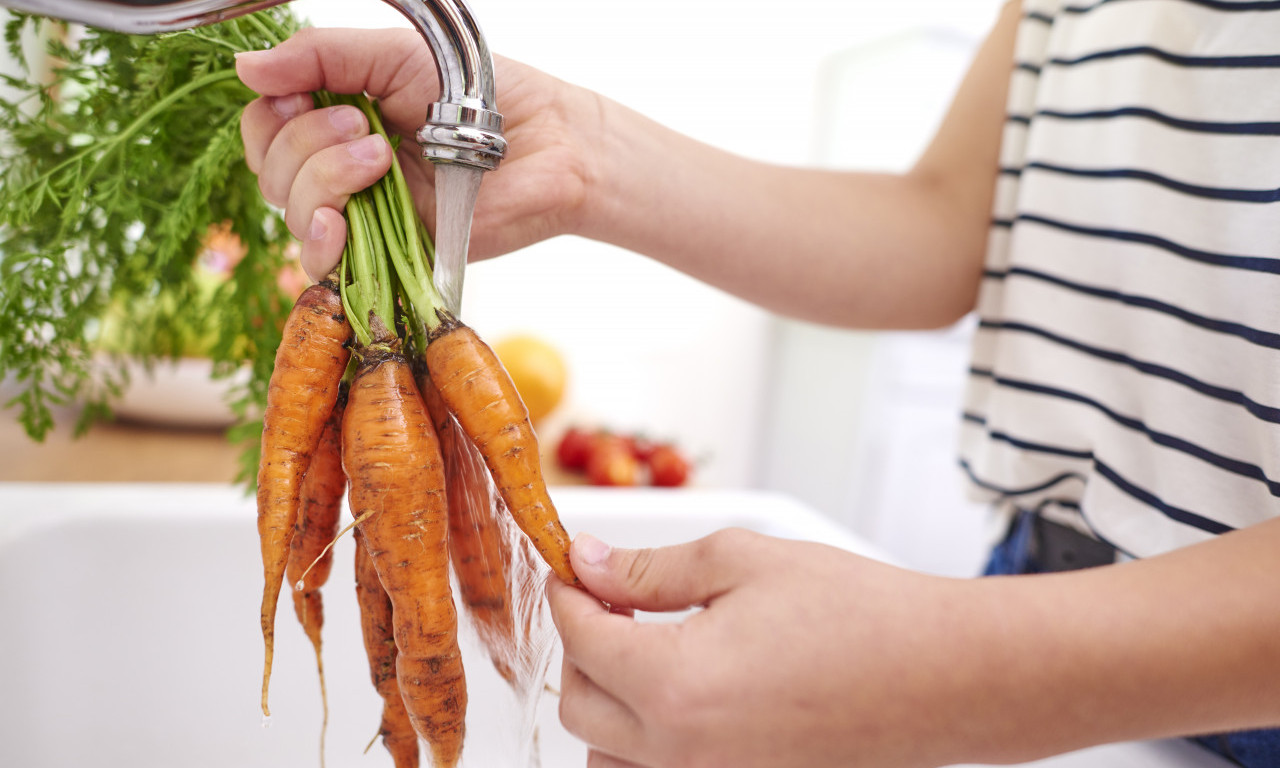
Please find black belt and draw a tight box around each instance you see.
[1032,515,1118,572]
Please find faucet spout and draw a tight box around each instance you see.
[393,0,506,170]
[0,0,507,170]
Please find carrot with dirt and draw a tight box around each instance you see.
[344,330,466,768]
[330,100,469,764]
[320,91,575,763]
[425,312,578,587]
[417,365,518,684]
[257,276,352,718]
[354,527,421,768]
[327,89,579,588]
[284,383,348,755]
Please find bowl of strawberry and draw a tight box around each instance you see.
[555,427,693,487]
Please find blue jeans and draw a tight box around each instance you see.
[985,511,1280,768]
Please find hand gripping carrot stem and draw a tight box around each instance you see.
[344,341,466,768]
[257,278,352,717]
[425,311,578,587]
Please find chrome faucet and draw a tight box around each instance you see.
[0,0,508,172]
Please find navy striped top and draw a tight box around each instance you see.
[959,0,1280,557]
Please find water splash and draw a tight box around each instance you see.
[431,162,558,767]
[444,420,558,767]
[433,164,484,316]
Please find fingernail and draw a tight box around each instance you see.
[301,256,324,285]
[234,49,271,63]
[347,134,386,163]
[307,210,328,241]
[269,94,306,119]
[328,106,362,135]
[574,533,611,566]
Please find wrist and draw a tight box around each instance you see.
[890,572,1155,766]
[938,571,1166,765]
[888,575,1051,766]
[952,532,1280,765]
[563,92,654,246]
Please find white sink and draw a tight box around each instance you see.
[0,484,880,768]
[0,484,1232,768]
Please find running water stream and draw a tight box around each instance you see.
[432,161,558,767]
[432,163,484,315]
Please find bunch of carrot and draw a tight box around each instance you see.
[254,92,578,767]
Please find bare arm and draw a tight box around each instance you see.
[570,0,1022,329]
[547,515,1280,767]
[972,515,1280,762]
[239,2,1019,329]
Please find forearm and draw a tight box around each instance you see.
[568,0,1021,330]
[576,112,980,329]
[954,518,1280,764]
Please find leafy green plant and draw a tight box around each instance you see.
[0,8,301,481]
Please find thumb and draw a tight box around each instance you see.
[570,530,753,613]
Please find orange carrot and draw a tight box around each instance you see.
[344,341,466,768]
[284,384,348,752]
[258,278,352,717]
[354,527,420,768]
[416,363,518,684]
[425,312,578,586]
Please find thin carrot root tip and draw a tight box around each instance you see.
[257,280,351,719]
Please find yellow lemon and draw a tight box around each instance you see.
[493,334,568,423]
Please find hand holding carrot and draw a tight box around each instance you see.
[236,27,599,282]
[546,530,978,768]
[546,530,1060,768]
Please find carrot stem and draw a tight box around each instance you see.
[351,95,433,272]
[325,92,444,348]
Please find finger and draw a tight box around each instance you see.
[570,529,755,613]
[281,135,391,241]
[236,27,423,95]
[240,93,313,175]
[259,104,372,208]
[558,659,644,759]
[235,27,436,123]
[298,207,347,283]
[588,749,648,768]
[546,577,669,697]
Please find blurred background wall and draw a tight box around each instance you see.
[289,0,1006,576]
[0,0,1007,575]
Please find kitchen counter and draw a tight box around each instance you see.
[0,407,582,485]
[0,483,1239,768]
[0,409,243,482]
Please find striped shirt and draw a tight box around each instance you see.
[959,0,1280,558]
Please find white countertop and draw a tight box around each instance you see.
[0,483,1235,768]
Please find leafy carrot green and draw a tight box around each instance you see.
[0,9,299,481]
